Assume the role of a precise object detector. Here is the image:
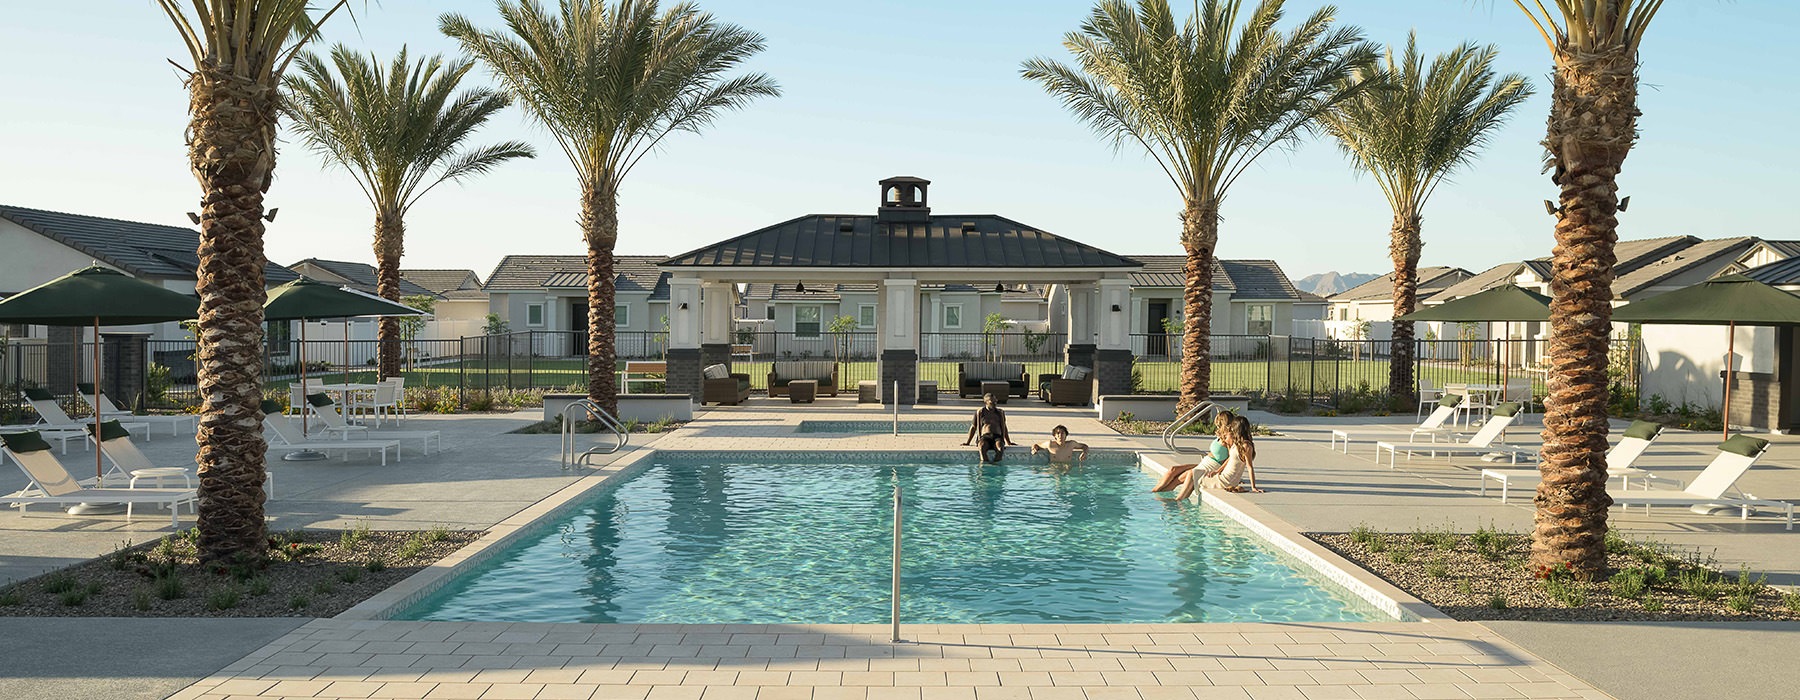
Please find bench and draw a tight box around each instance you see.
[768,360,838,398]
[957,362,1028,398]
[731,344,754,362]
[621,361,666,394]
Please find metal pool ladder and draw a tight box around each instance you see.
[1161,400,1224,455]
[560,399,628,469]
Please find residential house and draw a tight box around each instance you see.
[484,255,730,358]
[399,269,489,339]
[285,259,441,353]
[1044,256,1315,359]
[1325,266,1472,330]
[0,203,299,389]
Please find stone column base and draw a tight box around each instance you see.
[880,349,918,405]
[700,343,731,372]
[101,332,150,409]
[1064,343,1096,371]
[665,348,703,401]
[1094,348,1135,396]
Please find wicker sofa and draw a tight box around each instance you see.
[768,360,838,398]
[957,361,1028,398]
[701,364,752,405]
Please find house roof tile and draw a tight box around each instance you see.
[0,204,297,284]
[1330,266,1470,302]
[293,258,436,297]
[492,255,671,300]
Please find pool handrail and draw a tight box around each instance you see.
[1162,401,1224,455]
[560,399,628,468]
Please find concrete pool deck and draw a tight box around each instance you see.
[1,399,1796,699]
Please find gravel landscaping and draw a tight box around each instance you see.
[1311,526,1800,621]
[0,526,481,618]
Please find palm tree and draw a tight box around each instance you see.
[1320,35,1532,406]
[157,1,349,562]
[1512,1,1666,576]
[1023,0,1377,412]
[441,0,778,414]
[283,45,535,380]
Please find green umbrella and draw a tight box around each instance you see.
[262,279,424,456]
[1399,284,1552,392]
[1613,274,1800,437]
[0,266,199,482]
[1397,284,1550,322]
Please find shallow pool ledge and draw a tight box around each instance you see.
[1137,453,1449,623]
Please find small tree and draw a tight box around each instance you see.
[482,313,509,336]
[982,313,1011,362]
[396,295,437,372]
[827,315,859,361]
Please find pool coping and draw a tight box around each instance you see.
[340,447,1449,624]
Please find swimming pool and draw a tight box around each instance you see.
[399,452,1385,624]
[794,420,968,434]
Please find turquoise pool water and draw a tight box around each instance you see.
[400,453,1384,624]
[795,420,968,434]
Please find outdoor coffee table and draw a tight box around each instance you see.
[858,380,878,403]
[980,381,1009,404]
[917,381,938,404]
[788,380,817,404]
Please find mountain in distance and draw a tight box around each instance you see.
[1297,271,1379,296]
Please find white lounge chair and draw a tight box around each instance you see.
[87,420,275,498]
[1479,420,1669,502]
[1375,403,1533,468]
[1330,395,1465,455]
[0,431,196,528]
[307,394,440,454]
[22,387,149,443]
[264,402,402,465]
[76,383,198,436]
[1610,435,1793,530]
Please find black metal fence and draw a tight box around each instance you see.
[0,331,1641,414]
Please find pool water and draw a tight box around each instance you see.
[400,453,1384,624]
[795,420,969,434]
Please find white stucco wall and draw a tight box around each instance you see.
[1640,323,1772,409]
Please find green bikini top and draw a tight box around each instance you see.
[1209,438,1229,463]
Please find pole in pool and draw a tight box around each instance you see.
[892,381,899,435]
[891,482,902,643]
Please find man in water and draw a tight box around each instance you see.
[1031,424,1088,464]
[962,393,1016,463]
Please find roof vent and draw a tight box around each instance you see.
[838,221,855,233]
[960,222,977,233]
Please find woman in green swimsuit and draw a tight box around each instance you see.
[1150,412,1233,494]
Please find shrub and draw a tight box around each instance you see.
[1643,596,1666,612]
[1351,523,1379,545]
[337,567,364,584]
[339,520,372,550]
[365,557,387,573]
[206,585,242,611]
[133,588,154,611]
[1426,559,1450,579]
[41,573,78,595]
[0,588,21,606]
[59,583,100,607]
[1678,568,1722,600]
[1386,547,1413,565]
[246,576,272,596]
[289,595,310,610]
[1488,593,1508,610]
[154,573,186,600]
[1782,591,1800,613]
[1543,577,1587,607]
[1609,569,1649,599]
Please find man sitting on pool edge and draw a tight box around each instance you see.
[963,393,1016,463]
[1031,425,1088,464]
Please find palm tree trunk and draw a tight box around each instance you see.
[1387,212,1423,406]
[374,212,405,380]
[1532,45,1637,576]
[186,63,275,563]
[582,185,620,415]
[1178,199,1217,414]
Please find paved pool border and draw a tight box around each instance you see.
[343,447,1444,625]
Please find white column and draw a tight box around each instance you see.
[1066,283,1094,344]
[668,277,702,349]
[880,278,920,352]
[701,282,732,346]
[1097,278,1132,350]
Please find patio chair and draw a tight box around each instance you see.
[353,379,403,426]
[1479,420,1667,502]
[1415,379,1441,419]
[303,395,439,455]
[76,383,198,436]
[1504,378,1536,414]
[21,387,148,445]
[1375,402,1533,468]
[0,431,196,528]
[288,379,324,416]
[263,403,402,465]
[1609,435,1792,530]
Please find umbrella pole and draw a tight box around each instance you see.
[1724,322,1735,440]
[93,319,102,481]
[284,320,326,462]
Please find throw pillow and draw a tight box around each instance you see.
[702,364,730,380]
[1061,366,1091,381]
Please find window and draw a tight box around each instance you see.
[526,303,545,327]
[943,304,963,330]
[766,306,776,320]
[614,304,628,327]
[858,304,877,329]
[1247,304,1273,335]
[795,306,822,338]
[266,320,292,356]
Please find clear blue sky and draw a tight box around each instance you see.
[0,1,1792,282]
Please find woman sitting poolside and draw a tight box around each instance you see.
[1150,412,1232,494]
[1155,414,1264,500]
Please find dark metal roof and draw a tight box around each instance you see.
[293,258,436,297]
[1614,237,1756,297]
[1426,262,1527,303]
[492,255,670,300]
[1742,255,1800,286]
[0,204,297,284]
[744,282,1046,302]
[661,215,1140,269]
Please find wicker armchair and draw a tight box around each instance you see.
[703,373,752,405]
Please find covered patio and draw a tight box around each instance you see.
[655,176,1145,404]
